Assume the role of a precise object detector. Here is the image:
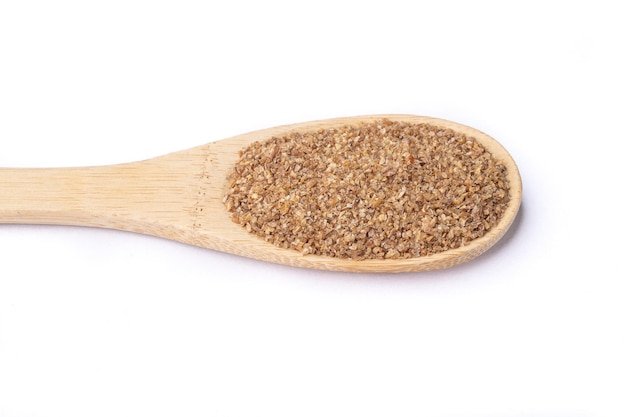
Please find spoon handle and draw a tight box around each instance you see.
[0,155,201,236]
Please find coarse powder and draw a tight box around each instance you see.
[223,119,510,260]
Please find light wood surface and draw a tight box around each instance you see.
[0,115,522,272]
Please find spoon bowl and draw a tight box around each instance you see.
[0,115,522,272]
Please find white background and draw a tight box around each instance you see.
[1,1,624,416]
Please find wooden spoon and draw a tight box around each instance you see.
[0,115,522,273]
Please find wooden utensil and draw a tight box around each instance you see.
[0,115,522,273]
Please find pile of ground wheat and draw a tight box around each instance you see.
[224,119,510,260]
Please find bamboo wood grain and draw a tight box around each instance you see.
[0,115,522,273]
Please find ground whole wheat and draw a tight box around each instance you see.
[223,119,510,260]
